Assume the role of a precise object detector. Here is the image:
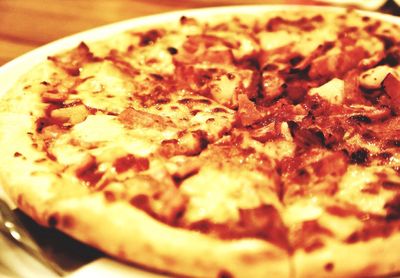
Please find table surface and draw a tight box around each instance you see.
[0,0,292,66]
[0,0,399,67]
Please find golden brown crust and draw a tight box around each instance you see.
[294,236,400,278]
[50,194,290,278]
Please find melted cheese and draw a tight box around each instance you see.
[321,213,364,240]
[284,197,324,223]
[180,166,277,223]
[74,62,134,113]
[309,78,344,104]
[259,30,298,51]
[52,115,171,165]
[72,115,125,143]
[338,165,397,215]
[263,139,295,160]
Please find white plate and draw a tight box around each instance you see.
[1,4,400,278]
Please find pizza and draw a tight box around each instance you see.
[1,6,400,278]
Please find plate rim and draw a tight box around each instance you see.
[1,3,400,278]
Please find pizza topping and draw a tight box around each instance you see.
[237,94,263,126]
[130,185,188,225]
[139,29,164,47]
[309,78,344,104]
[324,262,335,272]
[345,217,400,244]
[349,148,369,165]
[266,15,322,32]
[291,220,333,252]
[359,65,397,89]
[48,42,100,76]
[309,47,367,80]
[41,90,69,103]
[50,104,89,125]
[75,155,104,187]
[113,154,149,173]
[118,107,176,129]
[189,205,289,249]
[382,73,400,113]
[384,194,400,220]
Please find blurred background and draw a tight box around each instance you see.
[0,0,399,66]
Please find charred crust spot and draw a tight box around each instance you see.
[349,115,371,124]
[378,152,392,160]
[217,270,234,278]
[172,168,200,186]
[150,73,164,81]
[139,29,163,46]
[167,47,178,55]
[387,140,400,148]
[350,149,369,165]
[263,63,278,71]
[193,130,209,150]
[179,16,196,25]
[47,213,59,227]
[180,16,188,24]
[384,194,400,221]
[289,55,304,66]
[226,73,235,80]
[13,152,23,158]
[198,98,212,105]
[36,118,47,133]
[325,262,334,272]
[362,16,371,22]
[382,181,400,191]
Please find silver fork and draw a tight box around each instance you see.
[0,199,64,276]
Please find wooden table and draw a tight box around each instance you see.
[0,0,398,66]
[0,0,291,66]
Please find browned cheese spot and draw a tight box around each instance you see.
[217,269,234,278]
[324,262,335,272]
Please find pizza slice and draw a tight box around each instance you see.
[279,146,400,277]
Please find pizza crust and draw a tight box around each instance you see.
[294,235,400,277]
[49,194,291,278]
